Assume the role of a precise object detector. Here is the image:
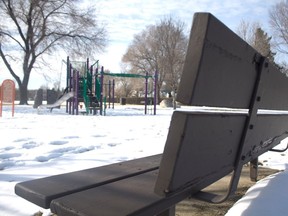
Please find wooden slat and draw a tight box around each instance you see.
[50,170,191,216]
[155,111,247,196]
[258,62,288,110]
[177,13,258,108]
[50,171,160,216]
[15,154,161,208]
[242,115,288,162]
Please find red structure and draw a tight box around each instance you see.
[0,79,16,117]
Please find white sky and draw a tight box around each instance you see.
[0,0,283,89]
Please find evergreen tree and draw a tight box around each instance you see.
[253,28,276,62]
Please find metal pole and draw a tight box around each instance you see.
[100,66,104,115]
[112,79,115,109]
[69,63,73,115]
[90,65,94,95]
[153,70,158,115]
[87,58,91,93]
[72,70,75,115]
[144,72,148,115]
[66,56,70,113]
[95,68,98,98]
[76,71,79,115]
[87,58,89,73]
[108,80,111,109]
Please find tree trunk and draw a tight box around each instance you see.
[173,95,177,110]
[19,84,29,105]
[18,65,32,105]
[155,82,162,105]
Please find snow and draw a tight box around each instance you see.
[226,171,288,216]
[0,104,288,216]
[226,143,288,216]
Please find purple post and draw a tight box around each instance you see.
[66,56,70,113]
[72,70,75,115]
[90,65,94,94]
[100,66,104,115]
[69,64,73,115]
[144,72,148,115]
[112,79,115,109]
[95,68,98,96]
[75,71,79,115]
[153,70,158,115]
[86,58,90,92]
[87,58,89,72]
[108,80,111,109]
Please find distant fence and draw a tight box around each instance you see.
[0,79,16,117]
[115,97,155,105]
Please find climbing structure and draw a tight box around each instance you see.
[66,57,101,115]
[65,56,157,115]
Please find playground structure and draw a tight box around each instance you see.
[0,79,15,117]
[37,91,74,112]
[65,57,158,115]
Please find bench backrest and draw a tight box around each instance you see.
[155,13,288,199]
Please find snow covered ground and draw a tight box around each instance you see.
[0,104,288,216]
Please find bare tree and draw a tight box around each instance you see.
[269,0,288,55]
[236,20,259,45]
[0,0,107,104]
[114,77,134,98]
[237,21,275,62]
[122,16,188,107]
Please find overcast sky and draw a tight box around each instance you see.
[0,0,283,89]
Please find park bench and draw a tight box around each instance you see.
[15,12,288,216]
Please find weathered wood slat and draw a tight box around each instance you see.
[257,62,288,110]
[50,170,192,216]
[177,13,258,109]
[154,111,247,196]
[15,154,161,208]
[50,171,160,216]
[242,115,288,162]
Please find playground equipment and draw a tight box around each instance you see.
[66,57,102,115]
[65,57,157,115]
[0,79,16,117]
[38,92,74,112]
[34,88,65,109]
[101,70,158,115]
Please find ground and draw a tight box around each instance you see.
[176,166,279,216]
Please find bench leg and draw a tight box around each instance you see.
[250,157,258,182]
[157,205,175,216]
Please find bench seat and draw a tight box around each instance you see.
[50,170,190,216]
[15,154,161,208]
[51,171,160,216]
